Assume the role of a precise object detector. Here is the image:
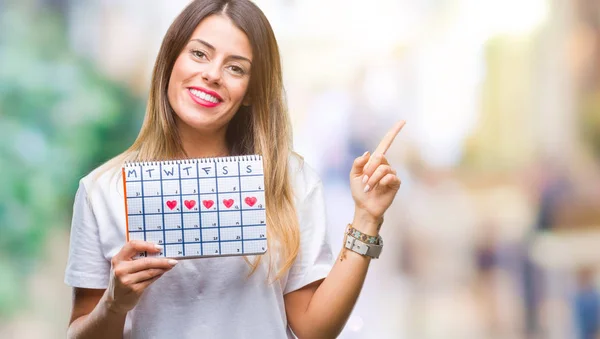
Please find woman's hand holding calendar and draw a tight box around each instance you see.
[105,240,178,314]
[349,121,405,235]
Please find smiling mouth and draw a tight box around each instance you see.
[187,87,222,108]
[189,88,222,102]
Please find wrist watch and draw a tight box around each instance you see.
[344,234,383,259]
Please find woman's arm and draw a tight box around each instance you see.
[284,225,375,338]
[285,122,405,338]
[67,240,177,339]
[67,288,127,339]
[284,216,381,339]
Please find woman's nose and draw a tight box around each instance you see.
[201,62,222,85]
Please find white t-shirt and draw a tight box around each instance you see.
[64,155,334,339]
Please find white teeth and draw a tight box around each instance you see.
[190,88,220,103]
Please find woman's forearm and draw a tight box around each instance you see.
[299,214,380,338]
[297,122,404,337]
[303,248,371,338]
[67,294,127,339]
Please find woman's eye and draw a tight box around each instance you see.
[228,65,245,75]
[192,50,206,59]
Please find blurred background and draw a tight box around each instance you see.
[1,0,599,338]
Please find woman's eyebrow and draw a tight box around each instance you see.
[190,38,252,64]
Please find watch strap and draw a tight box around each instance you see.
[346,224,382,244]
[344,235,383,259]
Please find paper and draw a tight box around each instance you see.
[122,155,267,259]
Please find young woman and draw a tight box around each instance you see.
[64,1,404,338]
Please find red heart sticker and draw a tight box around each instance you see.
[166,200,177,210]
[184,200,196,210]
[223,199,234,208]
[244,196,257,207]
[202,200,214,209]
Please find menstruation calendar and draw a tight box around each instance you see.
[122,155,267,259]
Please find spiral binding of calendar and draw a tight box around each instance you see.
[123,154,262,168]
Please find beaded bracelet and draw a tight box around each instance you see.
[346,224,381,245]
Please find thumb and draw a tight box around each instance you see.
[350,151,370,177]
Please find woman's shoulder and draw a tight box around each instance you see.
[78,154,129,201]
[288,152,322,202]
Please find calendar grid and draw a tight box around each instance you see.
[123,155,267,259]
[140,167,147,243]
[128,223,266,229]
[129,209,264,216]
[126,174,264,182]
[177,164,185,256]
[123,236,265,245]
[129,209,265,215]
[159,163,166,257]
[144,190,264,197]
[237,161,244,254]
[195,161,203,256]
[215,165,222,255]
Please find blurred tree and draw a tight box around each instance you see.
[0,3,144,318]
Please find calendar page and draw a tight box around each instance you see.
[122,155,267,259]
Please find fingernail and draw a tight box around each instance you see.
[362,175,369,184]
[364,185,370,193]
[362,151,369,157]
[168,259,178,266]
[155,245,162,251]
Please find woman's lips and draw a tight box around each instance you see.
[187,88,221,108]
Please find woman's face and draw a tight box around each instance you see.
[168,14,252,135]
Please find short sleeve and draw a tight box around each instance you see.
[64,181,111,289]
[284,181,334,294]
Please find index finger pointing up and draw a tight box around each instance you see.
[373,120,406,155]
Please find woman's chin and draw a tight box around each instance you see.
[178,115,227,134]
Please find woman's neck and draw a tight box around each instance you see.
[177,123,230,159]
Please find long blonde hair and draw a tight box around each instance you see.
[106,0,299,279]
